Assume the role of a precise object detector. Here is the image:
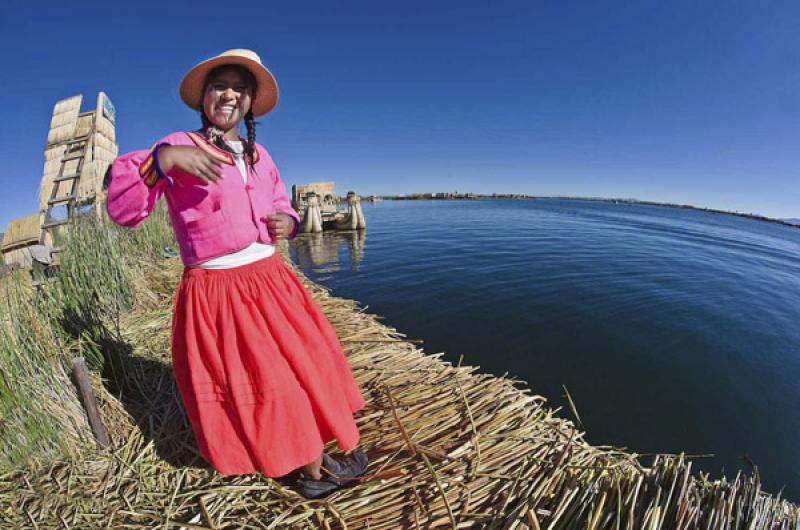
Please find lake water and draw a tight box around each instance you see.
[288,199,800,499]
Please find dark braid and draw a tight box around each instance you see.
[243,111,257,171]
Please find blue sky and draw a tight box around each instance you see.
[2,0,799,231]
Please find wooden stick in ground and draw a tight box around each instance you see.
[385,385,416,457]
[71,356,110,449]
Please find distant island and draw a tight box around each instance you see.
[371,193,800,229]
[376,192,529,200]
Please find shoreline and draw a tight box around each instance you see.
[375,194,800,229]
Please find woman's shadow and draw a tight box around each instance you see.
[59,276,210,472]
[85,308,304,486]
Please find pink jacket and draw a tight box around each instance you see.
[106,131,301,267]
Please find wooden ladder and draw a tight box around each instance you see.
[40,120,95,249]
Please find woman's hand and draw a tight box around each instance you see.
[265,213,296,240]
[158,146,223,184]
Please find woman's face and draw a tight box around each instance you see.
[202,66,253,130]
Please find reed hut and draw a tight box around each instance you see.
[1,213,41,268]
[292,181,338,210]
[38,92,118,246]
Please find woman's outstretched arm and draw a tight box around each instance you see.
[106,145,171,228]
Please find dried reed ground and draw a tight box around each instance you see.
[1,246,798,529]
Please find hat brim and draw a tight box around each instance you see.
[179,55,278,117]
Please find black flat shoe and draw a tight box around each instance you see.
[296,473,341,499]
[295,450,369,499]
[274,468,301,487]
[320,450,369,486]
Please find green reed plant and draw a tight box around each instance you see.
[41,217,132,366]
[0,272,89,470]
[0,200,176,470]
[38,202,175,368]
[116,200,177,264]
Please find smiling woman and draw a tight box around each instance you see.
[104,49,370,499]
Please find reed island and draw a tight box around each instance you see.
[1,203,798,529]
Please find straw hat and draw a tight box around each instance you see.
[179,49,279,116]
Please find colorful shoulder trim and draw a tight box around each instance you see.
[185,131,235,165]
[139,146,159,187]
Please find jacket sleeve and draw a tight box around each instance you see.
[271,163,302,240]
[105,143,171,228]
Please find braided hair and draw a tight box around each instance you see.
[199,65,258,171]
[243,110,256,169]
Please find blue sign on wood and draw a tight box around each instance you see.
[101,94,115,125]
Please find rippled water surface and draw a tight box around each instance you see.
[288,199,800,498]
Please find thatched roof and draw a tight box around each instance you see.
[1,213,40,251]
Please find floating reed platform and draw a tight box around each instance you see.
[1,248,798,529]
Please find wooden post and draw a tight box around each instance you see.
[71,356,110,449]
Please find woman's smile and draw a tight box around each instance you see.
[215,102,239,120]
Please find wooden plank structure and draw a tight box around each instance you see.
[38,92,118,248]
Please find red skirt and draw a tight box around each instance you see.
[170,252,365,477]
